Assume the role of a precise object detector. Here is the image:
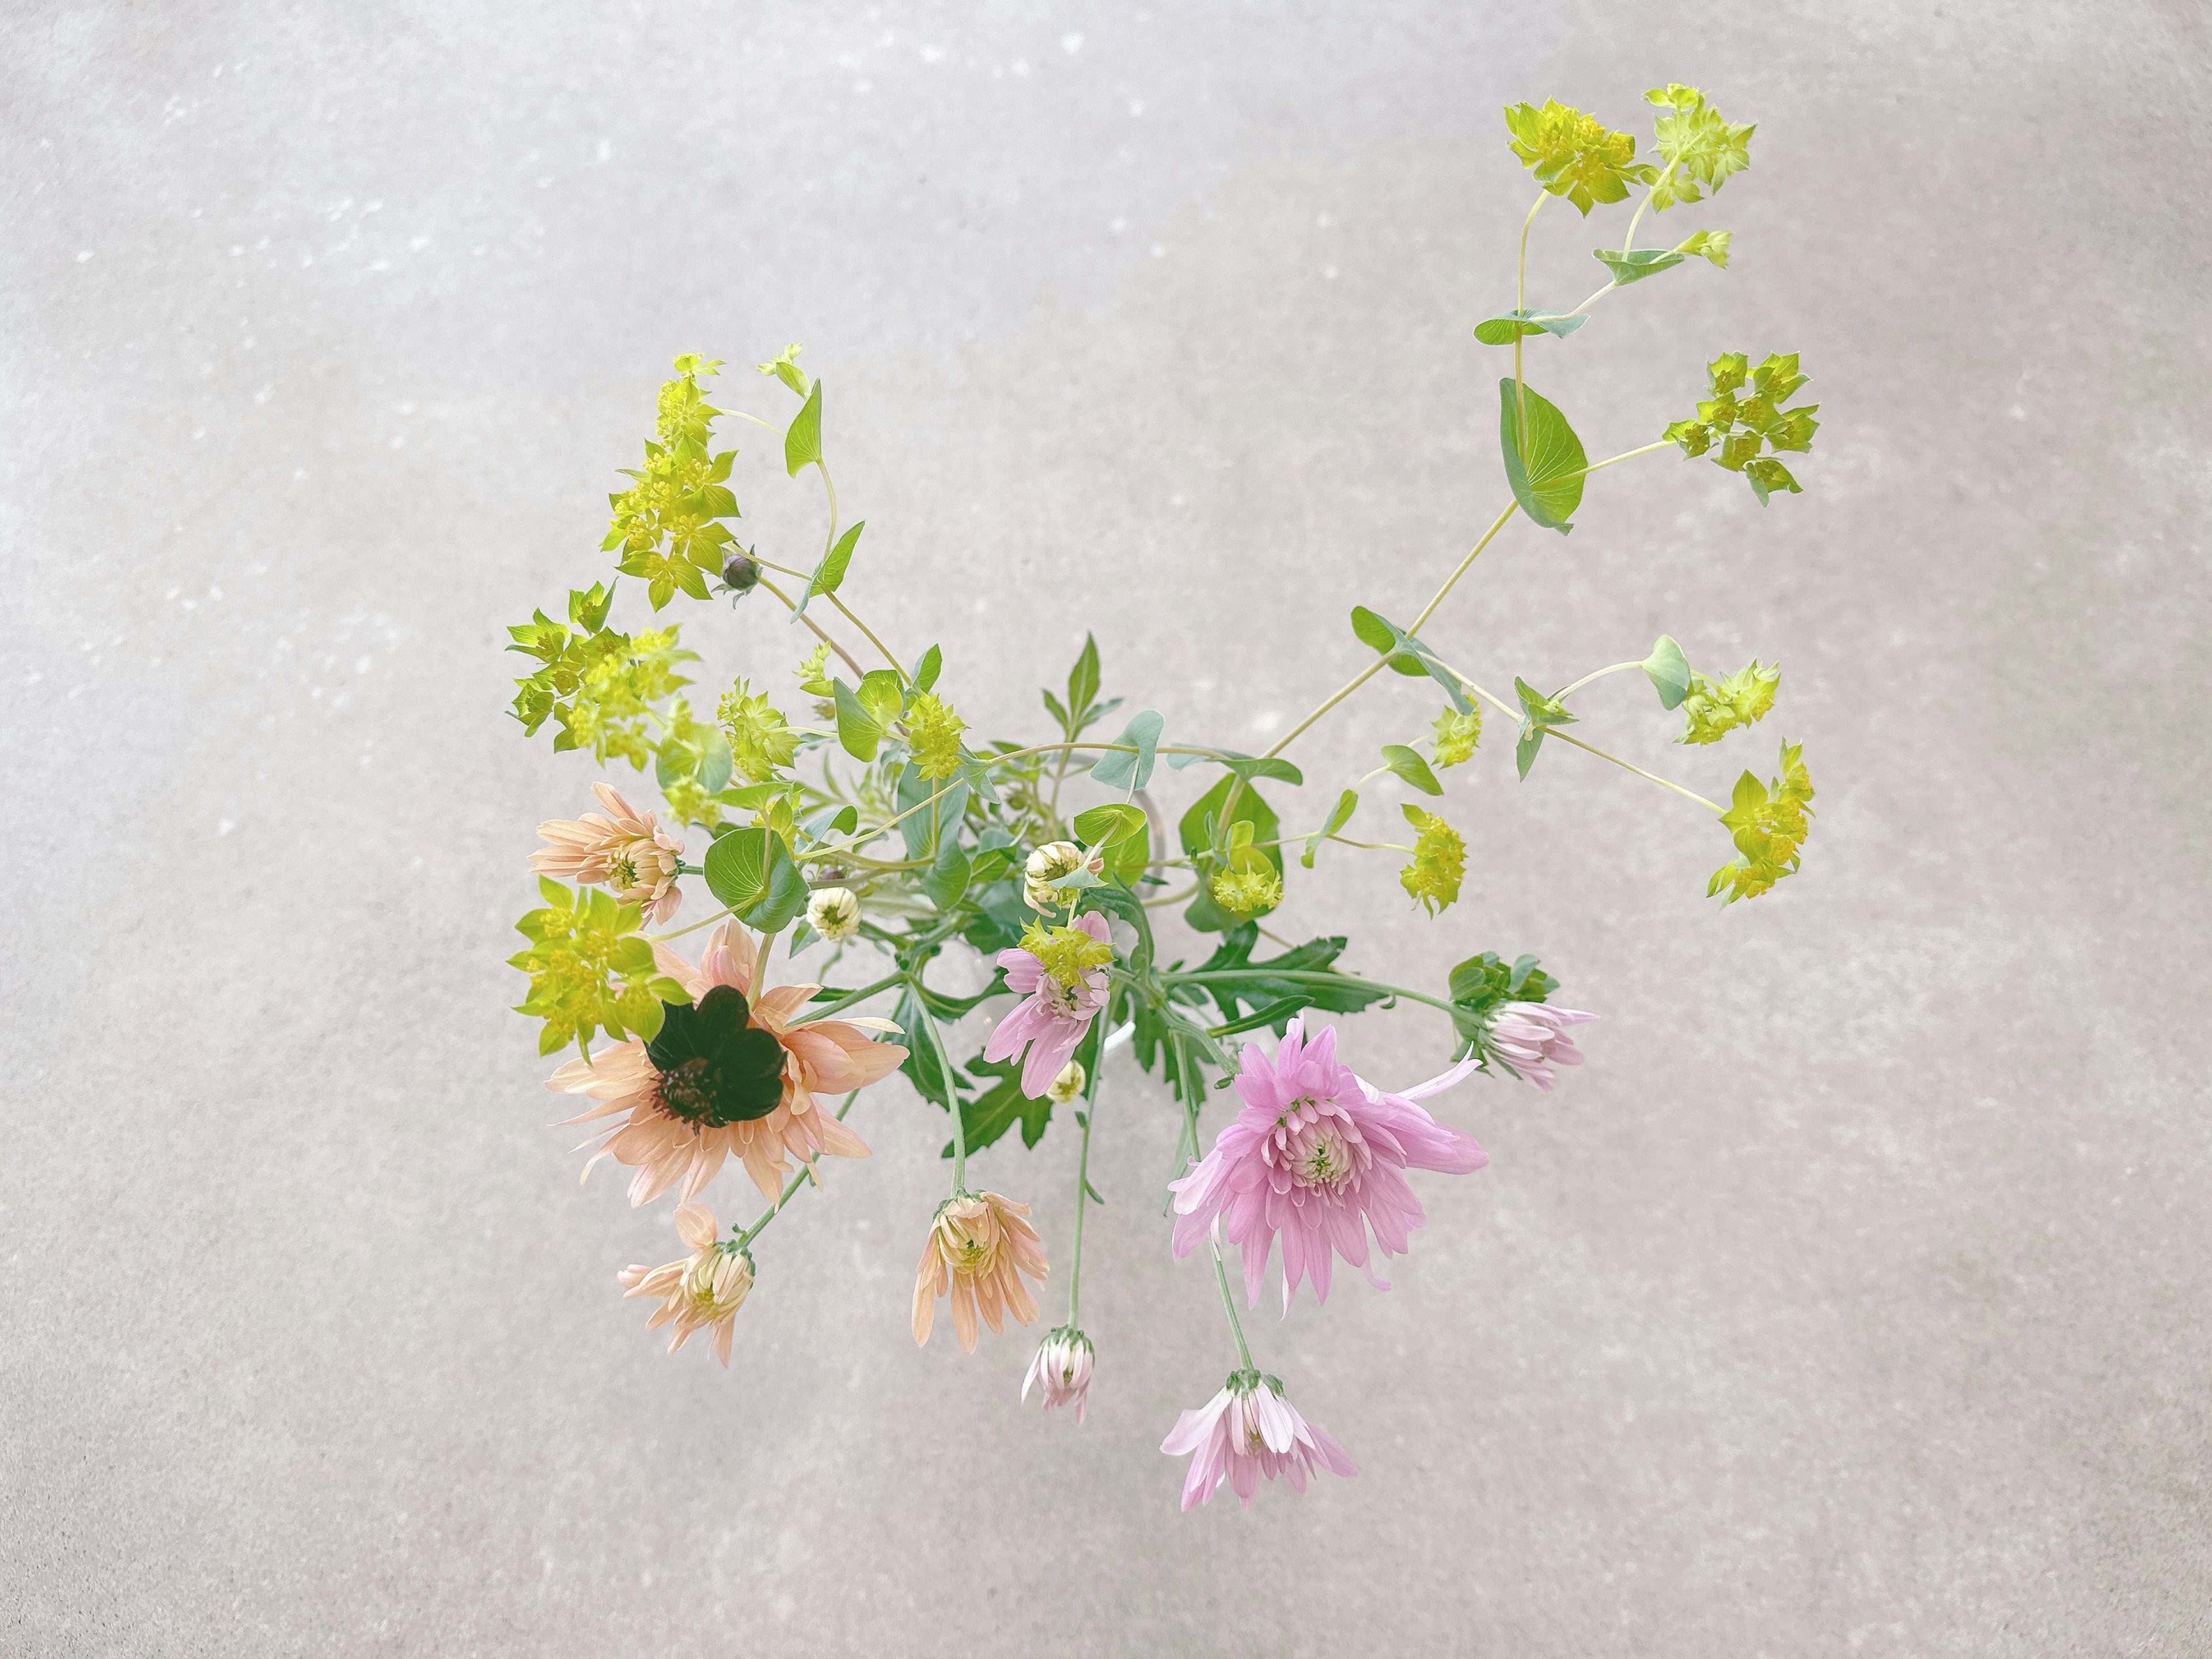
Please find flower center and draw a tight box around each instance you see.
[647,985,788,1127]
[607,851,641,889]
[1272,1099,1368,1194]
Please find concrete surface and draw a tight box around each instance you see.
[5,2,2210,1654]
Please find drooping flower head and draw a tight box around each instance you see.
[1160,1370,1355,1509]
[1169,1017,1486,1310]
[1482,1001,1596,1090]
[531,781,685,923]
[911,1191,1049,1353]
[549,922,904,1205]
[981,911,1112,1100]
[618,1200,752,1366]
[1022,1325,1095,1423]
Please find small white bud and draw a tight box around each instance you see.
[806,885,861,943]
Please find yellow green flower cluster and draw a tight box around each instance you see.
[603,355,743,610]
[1018,919,1116,989]
[904,692,967,780]
[1663,351,1819,504]
[1679,660,1779,746]
[510,878,686,1056]
[717,679,800,783]
[1399,806,1466,915]
[1710,741,1815,903]
[1431,706,1483,768]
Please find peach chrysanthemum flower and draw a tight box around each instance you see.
[619,1201,752,1366]
[530,781,685,923]
[548,922,906,1205]
[911,1191,1049,1354]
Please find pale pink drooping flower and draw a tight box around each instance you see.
[1484,1001,1596,1090]
[981,911,1111,1100]
[618,1200,752,1366]
[1160,1372,1355,1509]
[1169,1017,1486,1310]
[1022,1326,1095,1424]
[550,922,903,1205]
[531,781,685,923]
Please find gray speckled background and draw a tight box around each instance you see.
[6,2,2209,1653]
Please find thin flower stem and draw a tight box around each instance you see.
[1554,660,1646,702]
[812,460,907,679]
[1431,658,1726,815]
[753,574,868,679]
[1140,882,1200,909]
[1514,188,1545,461]
[1207,1226,1255,1372]
[791,972,905,1023]
[733,1089,861,1248]
[912,993,968,1194]
[1619,161,1679,256]
[1067,1037,1107,1324]
[1554,440,1671,483]
[1406,498,1522,635]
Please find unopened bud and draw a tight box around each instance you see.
[806,885,861,944]
[1047,1060,1086,1105]
[721,551,760,594]
[1023,840,1102,912]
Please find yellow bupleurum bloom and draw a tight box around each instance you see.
[1018,919,1115,990]
[1431,706,1483,768]
[1709,740,1815,903]
[904,692,966,780]
[717,679,800,782]
[1210,865,1283,916]
[1679,660,1779,747]
[1399,805,1466,915]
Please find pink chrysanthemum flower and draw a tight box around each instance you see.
[531,781,685,923]
[1169,1017,1486,1309]
[1484,1001,1596,1090]
[618,1200,752,1366]
[1022,1325,1095,1423]
[982,911,1112,1099]
[1160,1370,1355,1509]
[549,923,904,1205]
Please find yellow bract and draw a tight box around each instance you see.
[905,692,967,780]
[1018,921,1115,989]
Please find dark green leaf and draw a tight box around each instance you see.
[1207,996,1309,1039]
[919,835,972,911]
[940,1052,1052,1156]
[1497,378,1589,534]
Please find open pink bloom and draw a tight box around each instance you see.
[1022,1326,1095,1424]
[1169,1017,1486,1310]
[1160,1372,1355,1509]
[1485,1001,1596,1090]
[549,923,903,1205]
[531,781,685,923]
[982,911,1111,1099]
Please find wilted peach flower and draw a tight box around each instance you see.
[619,1200,752,1365]
[531,781,685,923]
[911,1191,1049,1353]
[550,922,905,1205]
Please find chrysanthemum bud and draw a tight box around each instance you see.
[1023,840,1101,912]
[720,551,760,593]
[807,885,861,944]
[1023,1325,1096,1423]
[1047,1060,1087,1105]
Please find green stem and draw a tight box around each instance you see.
[733,1089,861,1248]
[1554,660,1645,702]
[1554,440,1670,484]
[812,459,907,679]
[1515,188,1545,465]
[1208,1228,1255,1370]
[913,992,968,1194]
[1067,1037,1104,1324]
[753,573,868,679]
[1619,161,1677,256]
[792,972,905,1023]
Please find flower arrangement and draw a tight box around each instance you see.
[506,84,1817,1510]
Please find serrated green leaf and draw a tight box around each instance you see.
[1474,309,1588,346]
[1642,635,1693,710]
[1089,709,1163,790]
[1498,378,1588,534]
[783,381,823,476]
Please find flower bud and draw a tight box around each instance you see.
[1024,840,1101,912]
[720,551,760,593]
[1047,1060,1087,1105]
[807,886,861,944]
